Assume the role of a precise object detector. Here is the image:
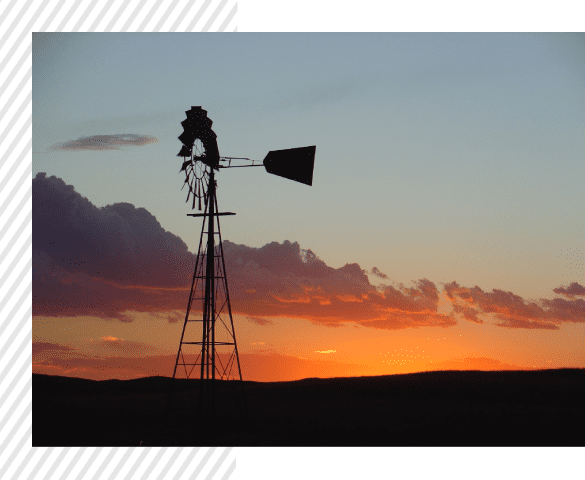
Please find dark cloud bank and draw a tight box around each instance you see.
[33,173,585,330]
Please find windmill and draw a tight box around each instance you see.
[167,106,316,428]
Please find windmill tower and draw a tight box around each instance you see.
[166,106,316,428]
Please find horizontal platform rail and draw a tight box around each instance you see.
[187,212,236,217]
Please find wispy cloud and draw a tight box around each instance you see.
[51,134,158,151]
[246,315,274,326]
[33,341,76,355]
[370,267,388,279]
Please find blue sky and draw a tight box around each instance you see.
[32,33,585,300]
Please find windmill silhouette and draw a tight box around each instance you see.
[165,106,316,436]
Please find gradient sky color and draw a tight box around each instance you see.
[32,33,585,381]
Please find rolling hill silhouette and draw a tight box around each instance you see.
[33,369,584,446]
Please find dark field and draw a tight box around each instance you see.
[33,369,584,446]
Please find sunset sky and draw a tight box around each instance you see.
[32,33,584,381]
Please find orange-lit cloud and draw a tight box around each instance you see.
[32,174,584,333]
[223,240,454,329]
[33,338,164,369]
[444,281,585,329]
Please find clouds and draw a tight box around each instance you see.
[33,173,195,319]
[245,316,275,326]
[222,240,452,329]
[51,134,158,151]
[553,283,585,297]
[371,267,389,279]
[33,173,194,287]
[32,173,452,328]
[32,174,585,331]
[33,341,76,355]
[540,297,585,324]
[444,281,585,329]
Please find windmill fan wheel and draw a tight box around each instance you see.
[177,106,221,211]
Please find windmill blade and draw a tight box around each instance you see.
[180,160,191,172]
[181,165,193,190]
[177,145,192,157]
[185,170,195,202]
[198,178,204,211]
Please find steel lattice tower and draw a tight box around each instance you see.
[168,166,245,419]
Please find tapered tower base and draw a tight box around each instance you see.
[166,169,246,431]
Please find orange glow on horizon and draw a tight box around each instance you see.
[31,273,582,379]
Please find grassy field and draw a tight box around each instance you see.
[33,368,584,446]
